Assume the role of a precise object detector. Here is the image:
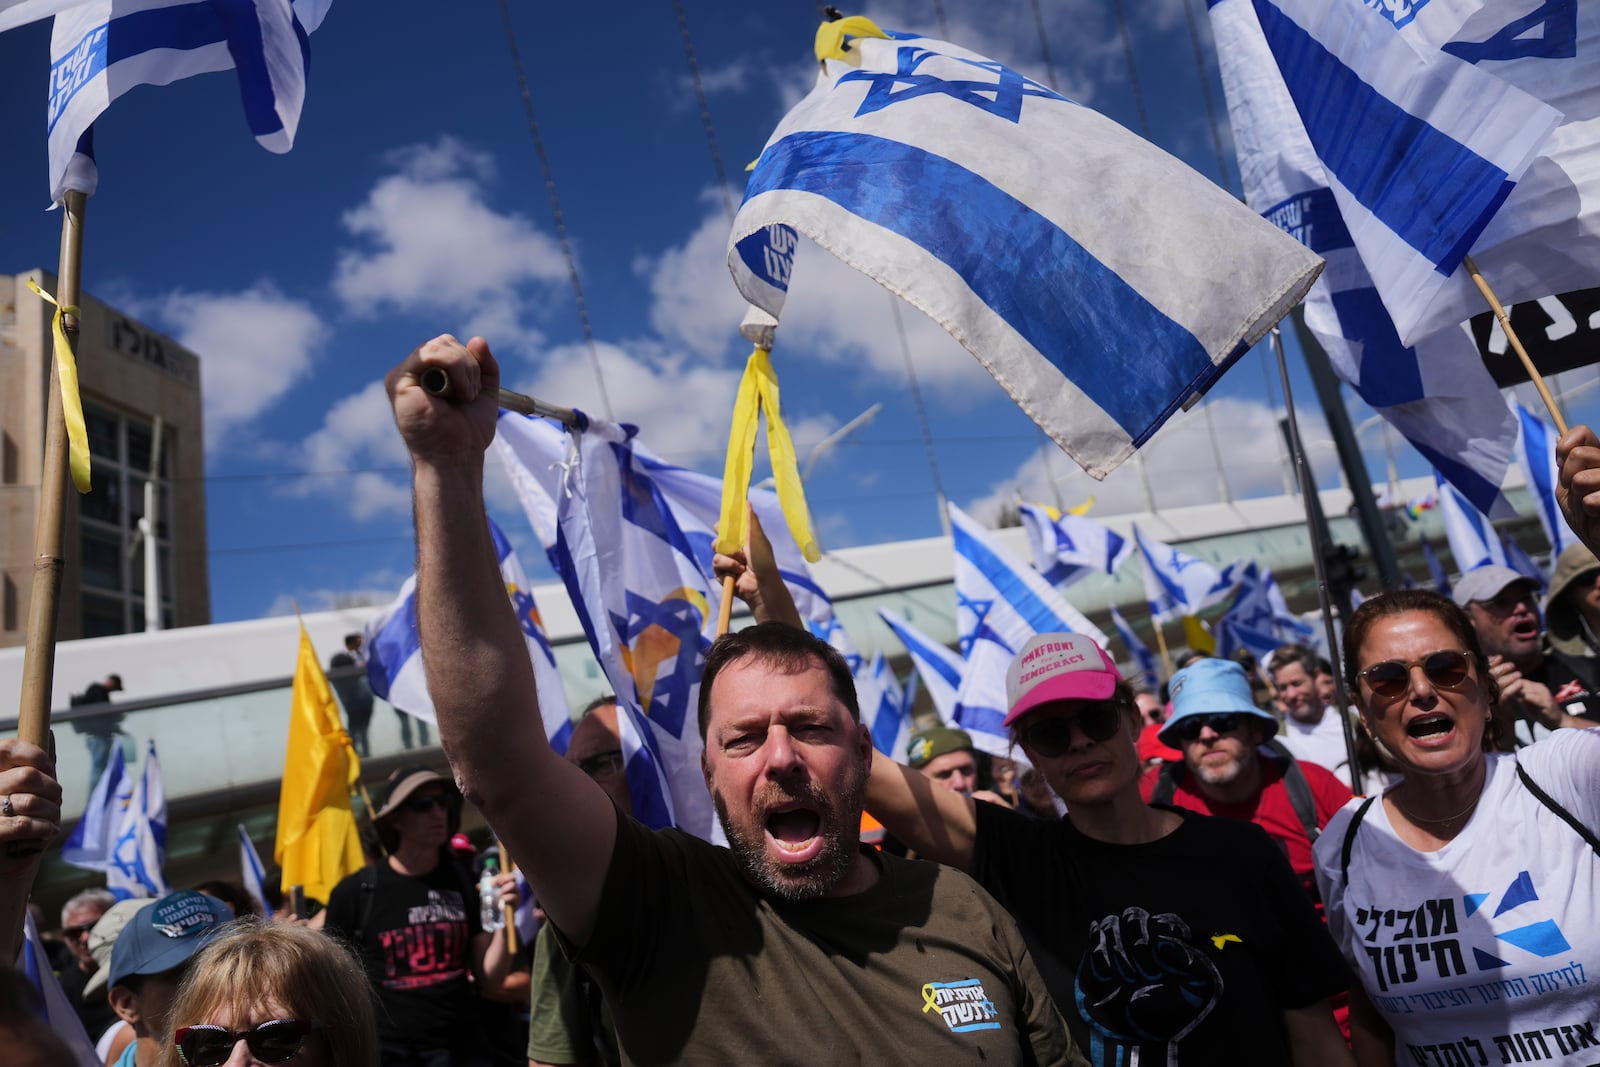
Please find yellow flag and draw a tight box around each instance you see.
[1181,615,1216,656]
[275,626,365,904]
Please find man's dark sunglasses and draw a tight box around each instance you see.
[1166,713,1247,744]
[403,792,459,814]
[1359,650,1471,699]
[1019,703,1123,757]
[175,1019,317,1066]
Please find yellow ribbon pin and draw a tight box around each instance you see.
[26,278,92,494]
[921,983,940,1013]
[715,347,820,564]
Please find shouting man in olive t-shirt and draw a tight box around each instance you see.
[387,334,1083,1066]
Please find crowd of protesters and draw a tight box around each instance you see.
[3,336,1600,1065]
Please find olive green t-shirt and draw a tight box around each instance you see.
[563,807,1084,1066]
[527,923,616,1065]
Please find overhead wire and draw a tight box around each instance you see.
[1181,0,1237,192]
[494,0,615,419]
[672,0,738,221]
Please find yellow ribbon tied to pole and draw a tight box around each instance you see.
[26,278,92,494]
[716,347,821,564]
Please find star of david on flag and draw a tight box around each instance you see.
[728,17,1322,481]
[1133,525,1241,625]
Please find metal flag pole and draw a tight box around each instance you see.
[418,367,581,428]
[1271,328,1363,796]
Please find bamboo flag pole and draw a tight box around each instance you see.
[1462,254,1568,434]
[1151,618,1174,680]
[16,191,88,755]
[498,841,518,955]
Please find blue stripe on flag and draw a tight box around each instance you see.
[213,0,307,140]
[1327,288,1424,406]
[1253,0,1514,275]
[367,589,419,701]
[954,703,1009,740]
[953,523,1077,635]
[1426,447,1509,527]
[746,130,1214,439]
[892,625,962,689]
[870,701,905,757]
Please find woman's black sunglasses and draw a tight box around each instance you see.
[1359,650,1472,699]
[1018,703,1123,757]
[175,1019,317,1066]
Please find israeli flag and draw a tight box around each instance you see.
[1436,471,1510,573]
[1502,535,1547,584]
[1214,561,1315,661]
[949,505,1107,757]
[18,912,100,1067]
[1133,525,1240,625]
[728,22,1322,480]
[855,652,912,761]
[59,740,130,870]
[877,609,962,726]
[47,0,332,203]
[1107,605,1159,691]
[1419,537,1452,596]
[494,411,714,839]
[106,741,168,900]
[1247,0,1560,345]
[237,824,272,918]
[1017,502,1131,590]
[1511,399,1577,556]
[365,516,573,755]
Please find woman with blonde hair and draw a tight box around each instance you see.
[161,919,378,1067]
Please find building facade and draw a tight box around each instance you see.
[0,269,209,646]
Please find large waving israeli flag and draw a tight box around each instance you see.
[949,505,1107,757]
[1133,525,1240,625]
[1214,561,1314,662]
[365,516,573,754]
[1511,399,1577,556]
[59,740,129,870]
[1247,0,1560,345]
[106,741,168,900]
[728,22,1322,480]
[1209,0,1521,518]
[1107,605,1159,692]
[494,411,714,839]
[19,912,100,1066]
[1017,502,1131,590]
[46,0,332,203]
[877,608,962,726]
[1436,471,1511,573]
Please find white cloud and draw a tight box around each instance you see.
[156,283,326,448]
[962,396,1338,522]
[287,380,412,520]
[262,570,411,618]
[332,136,567,348]
[642,203,752,358]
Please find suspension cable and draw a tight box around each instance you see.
[671,0,737,221]
[1181,0,1237,190]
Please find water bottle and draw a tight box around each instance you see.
[478,856,503,932]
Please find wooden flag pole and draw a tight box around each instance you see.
[1151,618,1173,680]
[716,575,736,637]
[1462,254,1568,434]
[16,191,88,753]
[498,841,518,955]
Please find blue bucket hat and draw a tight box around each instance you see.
[107,890,233,989]
[1158,658,1278,748]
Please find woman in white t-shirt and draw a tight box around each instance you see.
[1313,589,1600,1066]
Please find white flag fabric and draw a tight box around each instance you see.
[47,0,332,202]
[950,505,1106,758]
[1107,605,1159,692]
[1133,525,1240,625]
[18,912,100,1067]
[106,741,168,899]
[877,608,962,726]
[728,22,1322,479]
[365,516,573,754]
[237,823,272,918]
[1017,502,1132,590]
[494,411,714,839]
[1248,0,1560,345]
[1511,399,1578,556]
[1436,471,1510,573]
[1208,0,1520,518]
[59,740,129,870]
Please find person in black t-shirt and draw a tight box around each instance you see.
[323,766,520,1067]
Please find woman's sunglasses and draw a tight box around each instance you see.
[1166,713,1247,744]
[175,1020,317,1066]
[1358,649,1472,699]
[1018,703,1123,757]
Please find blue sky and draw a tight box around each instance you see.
[0,1,1592,624]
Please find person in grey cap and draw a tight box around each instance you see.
[104,890,233,1067]
[1453,564,1589,743]
[1541,541,1600,723]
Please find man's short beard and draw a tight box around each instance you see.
[712,763,867,902]
[1190,753,1244,787]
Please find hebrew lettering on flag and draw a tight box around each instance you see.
[728,17,1322,480]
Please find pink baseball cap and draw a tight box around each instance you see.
[1004,633,1122,727]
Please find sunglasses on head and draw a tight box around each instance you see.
[1167,713,1247,744]
[402,792,457,814]
[1359,650,1472,699]
[175,1020,317,1067]
[1019,703,1123,757]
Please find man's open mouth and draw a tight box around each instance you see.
[765,805,823,857]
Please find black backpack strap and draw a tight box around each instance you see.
[1340,796,1378,886]
[1150,762,1179,807]
[1516,761,1600,857]
[1263,739,1322,845]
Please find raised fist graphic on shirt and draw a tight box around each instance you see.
[1075,906,1222,1046]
